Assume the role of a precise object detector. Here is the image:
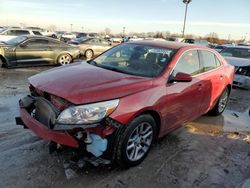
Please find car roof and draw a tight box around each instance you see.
[5,28,31,31]
[127,40,204,50]
[23,35,61,42]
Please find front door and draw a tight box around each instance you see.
[162,50,205,132]
[15,38,53,66]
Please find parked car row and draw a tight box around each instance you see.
[0,27,98,42]
[68,37,112,59]
[58,32,98,43]
[0,28,43,42]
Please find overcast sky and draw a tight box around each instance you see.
[0,0,250,39]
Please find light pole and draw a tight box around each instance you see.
[70,24,73,32]
[81,26,84,32]
[123,27,126,37]
[182,0,191,37]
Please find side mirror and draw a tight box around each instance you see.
[172,72,192,82]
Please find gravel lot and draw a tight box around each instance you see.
[0,64,250,188]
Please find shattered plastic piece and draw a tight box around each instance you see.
[86,134,107,157]
[64,168,78,179]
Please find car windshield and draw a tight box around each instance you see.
[5,36,27,45]
[220,47,250,59]
[91,43,176,77]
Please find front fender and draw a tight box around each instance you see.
[109,82,164,127]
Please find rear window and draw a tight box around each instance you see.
[199,50,218,71]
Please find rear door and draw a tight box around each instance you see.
[198,50,225,112]
[15,38,54,66]
[163,50,205,131]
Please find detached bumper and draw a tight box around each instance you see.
[18,98,79,148]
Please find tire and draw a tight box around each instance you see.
[57,54,72,65]
[208,87,229,116]
[0,56,8,68]
[116,114,156,168]
[85,49,94,59]
[0,57,3,67]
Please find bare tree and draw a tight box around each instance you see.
[47,25,57,31]
[104,27,111,35]
[205,32,220,44]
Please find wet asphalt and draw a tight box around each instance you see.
[0,63,250,188]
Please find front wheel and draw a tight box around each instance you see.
[115,114,156,168]
[57,54,72,65]
[208,87,229,116]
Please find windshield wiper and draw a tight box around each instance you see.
[87,61,141,76]
[97,65,133,75]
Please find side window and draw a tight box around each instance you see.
[88,39,96,44]
[48,40,59,46]
[214,55,221,67]
[25,39,49,46]
[15,30,30,35]
[200,50,217,71]
[78,33,87,38]
[173,50,201,76]
[6,30,17,35]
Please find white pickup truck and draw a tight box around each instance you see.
[0,28,43,42]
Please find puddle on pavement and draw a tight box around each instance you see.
[186,108,250,140]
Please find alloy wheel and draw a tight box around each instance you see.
[126,122,153,162]
[218,90,228,113]
[85,50,93,59]
[59,54,71,65]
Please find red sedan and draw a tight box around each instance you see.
[17,41,234,168]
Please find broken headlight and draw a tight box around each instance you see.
[56,99,119,124]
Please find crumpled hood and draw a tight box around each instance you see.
[29,62,153,104]
[225,57,250,67]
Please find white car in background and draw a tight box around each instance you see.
[0,28,43,42]
[221,46,250,89]
[40,30,57,38]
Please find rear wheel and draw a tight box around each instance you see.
[115,114,156,168]
[57,54,72,65]
[209,88,229,116]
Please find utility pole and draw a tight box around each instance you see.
[123,27,126,37]
[182,0,191,37]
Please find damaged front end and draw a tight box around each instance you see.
[16,86,123,165]
[233,66,250,89]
